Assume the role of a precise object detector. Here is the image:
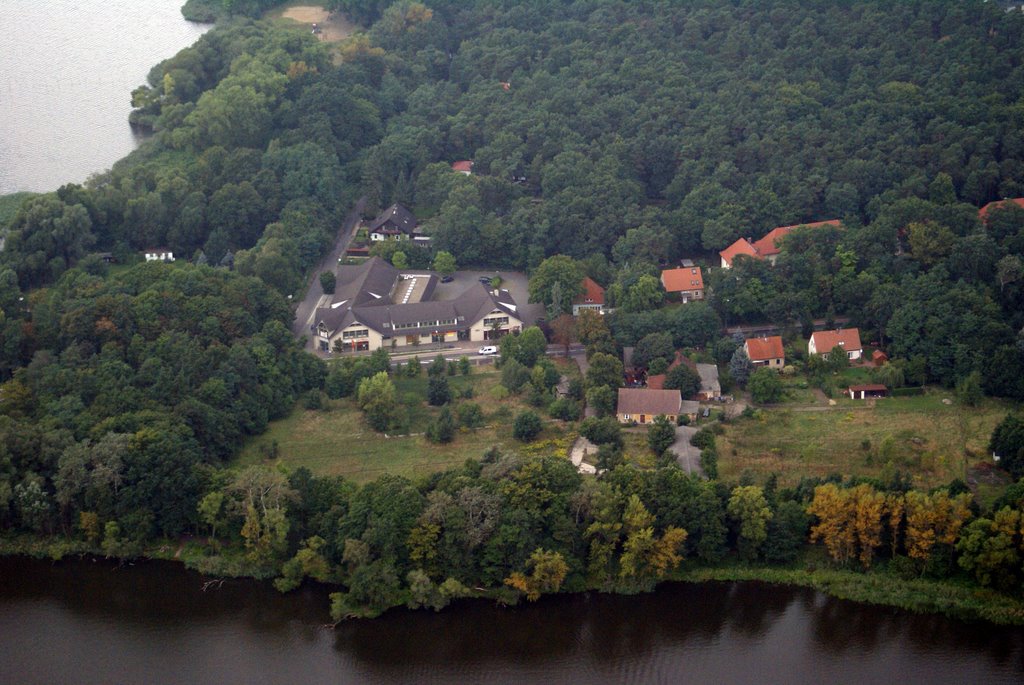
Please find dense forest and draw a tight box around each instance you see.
[2,0,1024,620]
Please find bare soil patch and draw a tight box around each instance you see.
[275,5,356,42]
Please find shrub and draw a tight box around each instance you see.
[427,376,452,406]
[513,411,543,441]
[567,377,584,401]
[691,428,716,450]
[647,415,676,456]
[426,406,455,443]
[549,398,581,421]
[585,385,615,417]
[319,271,336,294]
[303,390,324,410]
[700,445,719,480]
[428,354,447,377]
[580,416,623,448]
[501,359,530,393]
[749,367,784,403]
[648,357,669,375]
[456,402,484,429]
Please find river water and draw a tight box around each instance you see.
[0,0,209,194]
[0,556,1021,684]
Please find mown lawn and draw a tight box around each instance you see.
[236,370,575,483]
[718,390,1015,488]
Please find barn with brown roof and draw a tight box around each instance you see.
[617,388,682,424]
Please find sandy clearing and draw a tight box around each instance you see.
[279,6,356,43]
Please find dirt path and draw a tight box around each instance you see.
[569,436,598,474]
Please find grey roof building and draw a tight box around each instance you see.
[696,363,720,399]
[313,258,534,352]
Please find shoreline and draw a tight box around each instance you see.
[5,537,1023,627]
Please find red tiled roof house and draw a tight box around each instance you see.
[808,328,863,361]
[660,266,704,303]
[979,198,1024,222]
[744,336,785,369]
[719,220,840,268]
[572,276,605,315]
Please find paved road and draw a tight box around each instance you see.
[670,425,704,477]
[291,196,366,347]
[724,317,852,337]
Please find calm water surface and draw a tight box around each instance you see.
[0,0,209,194]
[0,556,1021,684]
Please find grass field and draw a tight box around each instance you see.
[718,389,1015,488]
[236,370,576,483]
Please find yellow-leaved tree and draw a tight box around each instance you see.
[504,548,570,601]
[851,484,886,569]
[807,483,855,564]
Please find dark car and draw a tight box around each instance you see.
[478,276,492,284]
[441,275,454,283]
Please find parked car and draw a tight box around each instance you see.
[478,345,498,355]
[441,275,454,283]
[478,276,492,284]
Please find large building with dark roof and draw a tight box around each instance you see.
[313,258,539,352]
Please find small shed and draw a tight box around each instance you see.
[679,400,700,421]
[872,350,889,366]
[848,384,888,400]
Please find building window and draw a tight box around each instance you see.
[343,329,369,339]
[484,316,509,327]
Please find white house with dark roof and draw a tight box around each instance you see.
[312,258,542,353]
[367,204,419,241]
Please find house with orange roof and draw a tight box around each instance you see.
[744,336,785,369]
[719,238,760,268]
[979,198,1024,222]
[660,266,704,302]
[719,219,841,268]
[808,328,862,361]
[572,276,606,316]
[452,160,474,175]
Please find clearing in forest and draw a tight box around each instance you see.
[269,4,356,42]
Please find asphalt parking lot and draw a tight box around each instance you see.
[432,269,530,304]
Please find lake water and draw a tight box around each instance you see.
[0,0,210,194]
[0,556,1021,684]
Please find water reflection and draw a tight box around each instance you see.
[1,556,1022,684]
